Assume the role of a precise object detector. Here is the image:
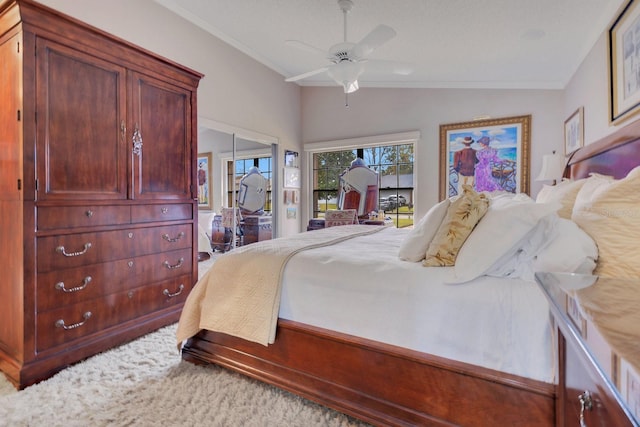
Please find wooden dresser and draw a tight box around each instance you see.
[536,272,640,427]
[0,0,202,388]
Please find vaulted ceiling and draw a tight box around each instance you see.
[156,0,625,90]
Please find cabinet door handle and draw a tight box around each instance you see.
[55,312,92,330]
[56,243,92,257]
[162,232,185,243]
[163,284,184,298]
[55,276,92,293]
[132,123,143,156]
[120,120,126,142]
[578,390,593,427]
[162,257,184,270]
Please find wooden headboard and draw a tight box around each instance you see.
[567,119,640,180]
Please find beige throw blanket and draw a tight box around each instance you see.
[176,225,385,347]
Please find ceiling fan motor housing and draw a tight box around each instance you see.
[329,42,356,62]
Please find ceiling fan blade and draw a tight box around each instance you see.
[285,40,328,58]
[350,24,396,59]
[285,67,329,82]
[362,59,414,76]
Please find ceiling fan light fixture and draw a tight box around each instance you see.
[327,61,363,93]
[344,80,359,93]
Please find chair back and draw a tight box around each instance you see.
[325,209,358,227]
[338,158,378,216]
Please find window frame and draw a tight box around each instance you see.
[304,131,420,228]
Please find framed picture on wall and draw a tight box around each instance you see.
[197,152,213,210]
[284,150,299,168]
[618,356,640,420]
[439,115,531,200]
[564,107,584,156]
[609,0,640,124]
[283,166,300,188]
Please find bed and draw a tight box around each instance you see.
[179,119,640,427]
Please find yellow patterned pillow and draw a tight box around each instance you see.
[423,186,490,267]
[572,167,640,278]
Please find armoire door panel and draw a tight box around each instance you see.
[36,39,127,201]
[0,33,21,201]
[130,72,191,200]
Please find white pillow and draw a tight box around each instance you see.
[532,218,598,276]
[483,214,558,280]
[536,178,587,219]
[398,199,450,262]
[452,196,561,283]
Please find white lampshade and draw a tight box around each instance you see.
[535,152,565,183]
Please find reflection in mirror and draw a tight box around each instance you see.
[238,167,268,214]
[198,125,277,253]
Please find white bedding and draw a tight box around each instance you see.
[280,226,556,383]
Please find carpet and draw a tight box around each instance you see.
[0,257,370,427]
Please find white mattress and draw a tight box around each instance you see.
[279,227,555,383]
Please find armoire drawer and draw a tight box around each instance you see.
[37,223,192,272]
[131,203,192,223]
[37,205,131,230]
[36,275,191,352]
[37,247,193,311]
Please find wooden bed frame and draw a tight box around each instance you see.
[182,120,640,427]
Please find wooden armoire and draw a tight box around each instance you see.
[0,0,203,388]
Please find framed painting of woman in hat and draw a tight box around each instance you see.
[197,152,213,210]
[439,115,531,200]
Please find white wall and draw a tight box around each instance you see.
[301,87,563,220]
[564,30,640,146]
[36,0,303,236]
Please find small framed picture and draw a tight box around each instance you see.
[566,294,587,338]
[609,0,640,123]
[564,107,584,156]
[284,166,300,188]
[619,356,640,420]
[197,152,213,210]
[284,150,299,168]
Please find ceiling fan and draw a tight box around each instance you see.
[285,0,412,98]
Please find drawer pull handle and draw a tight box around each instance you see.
[55,311,92,330]
[55,276,92,293]
[579,390,593,427]
[56,243,92,257]
[162,232,185,243]
[85,210,93,217]
[161,207,169,214]
[163,284,184,298]
[163,257,184,270]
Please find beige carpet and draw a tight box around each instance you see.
[0,256,370,427]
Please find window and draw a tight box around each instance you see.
[311,143,414,228]
[226,156,272,213]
